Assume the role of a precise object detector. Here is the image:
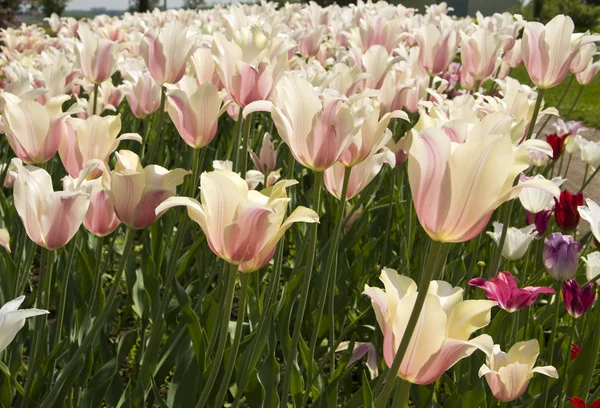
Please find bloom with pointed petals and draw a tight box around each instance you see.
[335,341,379,379]
[103,150,190,230]
[460,27,502,81]
[59,115,141,178]
[579,198,600,242]
[0,296,48,353]
[250,133,278,176]
[75,26,119,84]
[415,23,458,76]
[469,272,555,312]
[408,127,560,243]
[123,71,162,119]
[325,150,395,200]
[584,252,600,281]
[479,340,558,402]
[544,232,581,281]
[166,79,231,149]
[12,158,90,250]
[576,61,600,85]
[155,171,319,272]
[364,268,496,385]
[140,20,196,85]
[562,279,597,319]
[555,190,585,232]
[522,15,600,88]
[519,175,565,214]
[569,397,600,408]
[486,222,536,261]
[546,133,568,161]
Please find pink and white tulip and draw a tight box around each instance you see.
[75,26,119,84]
[123,71,162,119]
[415,23,458,76]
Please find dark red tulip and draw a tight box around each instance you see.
[554,191,585,232]
[571,344,581,360]
[546,133,568,161]
[568,397,600,408]
[562,280,597,318]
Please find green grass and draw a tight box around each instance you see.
[509,65,600,128]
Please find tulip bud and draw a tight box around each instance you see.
[554,191,585,232]
[562,279,597,319]
[250,133,278,176]
[583,252,600,281]
[543,232,580,281]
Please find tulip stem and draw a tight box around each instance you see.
[565,85,584,119]
[374,240,450,407]
[392,378,411,408]
[537,76,573,135]
[238,112,253,178]
[304,166,351,405]
[39,228,135,408]
[543,285,561,408]
[564,154,573,179]
[488,201,513,278]
[579,164,599,193]
[195,262,238,408]
[525,88,545,141]
[145,87,166,165]
[559,317,576,408]
[92,83,99,115]
[280,171,323,408]
[89,235,105,316]
[213,273,249,407]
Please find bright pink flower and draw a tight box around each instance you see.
[469,272,555,312]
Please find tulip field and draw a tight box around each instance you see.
[2,2,600,407]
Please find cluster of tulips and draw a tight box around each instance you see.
[1,1,600,407]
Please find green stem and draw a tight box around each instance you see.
[303,166,351,405]
[543,286,561,407]
[537,76,573,135]
[565,85,584,118]
[525,88,545,141]
[145,87,166,165]
[392,379,411,408]
[92,83,99,116]
[559,317,576,408]
[426,76,434,101]
[39,229,135,408]
[238,113,252,178]
[214,273,250,407]
[381,167,397,266]
[564,154,573,179]
[88,235,105,315]
[579,164,599,193]
[488,202,513,278]
[582,304,600,399]
[374,240,450,407]
[280,171,323,408]
[195,263,238,408]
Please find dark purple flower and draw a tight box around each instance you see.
[543,233,581,280]
[562,279,597,319]
[469,271,555,312]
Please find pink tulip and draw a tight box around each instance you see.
[364,268,495,384]
[140,20,196,85]
[58,115,142,178]
[469,272,555,312]
[123,71,162,119]
[212,27,294,107]
[75,26,119,84]
[250,133,278,175]
[504,39,522,68]
[408,127,560,242]
[190,47,221,87]
[570,43,597,74]
[104,150,190,230]
[3,93,72,165]
[522,15,600,89]
[165,78,231,149]
[156,171,319,272]
[12,158,89,250]
[325,150,395,200]
[295,26,326,58]
[244,74,363,171]
[460,27,502,81]
[576,61,600,85]
[415,23,458,76]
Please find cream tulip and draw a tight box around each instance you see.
[579,198,600,243]
[75,26,119,84]
[0,296,48,353]
[487,222,536,261]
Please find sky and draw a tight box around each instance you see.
[67,0,184,10]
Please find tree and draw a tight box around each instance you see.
[40,0,69,16]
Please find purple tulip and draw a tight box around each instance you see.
[543,233,581,280]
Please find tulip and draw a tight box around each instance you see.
[0,296,49,353]
[584,252,600,281]
[59,115,142,178]
[335,341,379,379]
[250,133,278,176]
[578,138,600,167]
[571,344,582,360]
[579,198,600,242]
[486,222,536,260]
[576,61,600,85]
[568,397,600,408]
[12,158,90,250]
[165,80,230,149]
[75,26,119,84]
[504,39,522,68]
[155,170,319,272]
[554,120,582,137]
[190,47,221,87]
[546,133,568,161]
[522,15,600,88]
[408,127,560,243]
[555,190,585,232]
[3,93,72,165]
[519,175,565,214]
[479,340,558,402]
[460,27,502,81]
[469,272,555,313]
[64,175,120,237]
[364,268,496,385]
[544,232,580,281]
[562,279,597,319]
[244,74,363,172]
[565,134,584,155]
[104,150,190,230]
[140,20,196,85]
[123,71,162,119]
[0,228,10,252]
[415,23,458,76]
[211,160,265,190]
[531,210,552,236]
[325,150,395,200]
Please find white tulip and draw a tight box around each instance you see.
[0,296,48,353]
[487,222,536,260]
